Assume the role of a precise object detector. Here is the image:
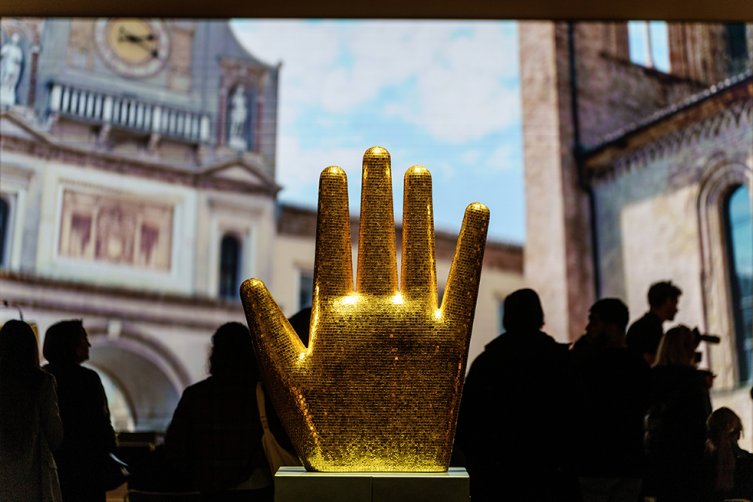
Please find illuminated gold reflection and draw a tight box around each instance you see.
[241,146,489,472]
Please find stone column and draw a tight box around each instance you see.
[519,22,595,342]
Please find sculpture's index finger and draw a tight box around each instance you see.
[314,166,354,304]
[442,203,489,331]
[356,146,398,295]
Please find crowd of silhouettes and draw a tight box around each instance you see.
[0,311,310,502]
[1,281,751,502]
[455,282,753,502]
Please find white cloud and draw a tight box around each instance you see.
[231,20,520,141]
[230,20,525,241]
[275,134,367,202]
[486,143,523,173]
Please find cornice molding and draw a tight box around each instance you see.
[586,93,753,184]
[0,110,280,196]
[0,270,244,330]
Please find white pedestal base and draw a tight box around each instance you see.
[274,466,469,502]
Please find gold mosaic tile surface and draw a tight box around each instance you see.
[241,146,489,472]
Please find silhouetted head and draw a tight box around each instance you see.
[708,407,743,446]
[654,325,695,367]
[706,406,744,492]
[0,319,40,376]
[43,319,89,365]
[503,289,544,332]
[589,298,629,332]
[288,307,312,347]
[209,322,258,380]
[648,281,682,321]
[586,298,629,347]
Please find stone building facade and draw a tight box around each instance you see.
[0,18,524,431]
[1,17,281,430]
[520,21,753,444]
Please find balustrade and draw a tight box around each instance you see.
[48,83,211,143]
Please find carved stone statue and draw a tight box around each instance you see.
[228,85,248,150]
[0,33,24,107]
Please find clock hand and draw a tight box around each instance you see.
[119,33,157,43]
[118,26,141,42]
[117,27,160,59]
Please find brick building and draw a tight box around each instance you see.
[520,21,752,442]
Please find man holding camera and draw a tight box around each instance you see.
[626,281,682,366]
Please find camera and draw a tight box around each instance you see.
[691,327,720,347]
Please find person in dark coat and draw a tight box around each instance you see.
[626,281,682,366]
[704,407,753,502]
[455,288,573,502]
[43,319,117,502]
[645,325,712,502]
[1,319,64,502]
[570,298,651,502]
[164,322,273,499]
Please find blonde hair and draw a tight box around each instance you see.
[706,407,744,492]
[654,325,695,367]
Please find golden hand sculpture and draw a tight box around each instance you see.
[241,146,489,472]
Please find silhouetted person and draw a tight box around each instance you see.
[626,281,681,366]
[164,322,273,500]
[644,325,712,502]
[455,288,572,502]
[704,407,753,502]
[43,319,116,502]
[570,298,651,502]
[262,307,310,454]
[0,320,63,501]
[287,306,311,346]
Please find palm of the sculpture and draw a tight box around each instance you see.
[249,295,466,472]
[300,299,466,471]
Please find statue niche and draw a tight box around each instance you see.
[0,32,24,107]
[227,84,251,151]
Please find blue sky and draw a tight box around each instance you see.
[231,20,525,244]
[627,21,671,72]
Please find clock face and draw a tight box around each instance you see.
[95,19,170,78]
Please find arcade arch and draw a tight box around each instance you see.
[87,326,190,432]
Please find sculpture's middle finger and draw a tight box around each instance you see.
[356,146,398,296]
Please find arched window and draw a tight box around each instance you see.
[0,197,9,267]
[218,234,242,300]
[724,184,753,383]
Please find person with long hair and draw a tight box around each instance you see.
[704,407,753,501]
[164,322,273,500]
[43,319,116,502]
[644,325,712,502]
[0,319,63,501]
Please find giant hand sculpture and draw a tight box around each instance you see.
[241,146,489,472]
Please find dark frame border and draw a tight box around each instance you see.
[2,0,752,22]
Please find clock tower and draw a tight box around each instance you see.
[28,19,279,177]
